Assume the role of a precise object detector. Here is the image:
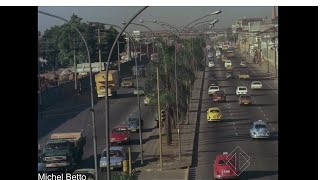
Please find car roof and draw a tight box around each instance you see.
[252,81,261,83]
[237,86,247,88]
[113,125,128,129]
[209,85,219,88]
[253,120,267,126]
[208,107,220,111]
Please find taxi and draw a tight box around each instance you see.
[207,107,222,122]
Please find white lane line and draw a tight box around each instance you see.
[264,81,278,95]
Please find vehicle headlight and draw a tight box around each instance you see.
[124,137,128,141]
[111,138,115,142]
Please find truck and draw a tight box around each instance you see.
[238,71,250,79]
[41,131,86,171]
[95,70,119,98]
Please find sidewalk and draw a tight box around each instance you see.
[134,71,205,180]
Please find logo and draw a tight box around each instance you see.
[224,146,250,176]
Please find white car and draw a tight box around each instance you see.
[208,86,220,95]
[251,81,263,89]
[236,86,248,95]
[216,51,221,57]
[240,61,247,67]
[208,53,213,58]
[208,61,215,67]
[224,60,232,68]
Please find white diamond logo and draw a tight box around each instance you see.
[224,146,250,176]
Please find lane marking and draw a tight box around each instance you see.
[264,81,278,95]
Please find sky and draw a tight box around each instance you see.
[38,6,277,33]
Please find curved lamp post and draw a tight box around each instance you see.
[103,6,148,180]
[38,11,99,180]
[185,10,221,27]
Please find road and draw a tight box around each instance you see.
[194,52,278,179]
[38,76,159,178]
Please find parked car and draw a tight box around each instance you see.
[110,126,130,145]
[250,120,271,139]
[251,81,263,89]
[239,95,254,105]
[213,152,239,179]
[236,86,248,96]
[213,91,226,102]
[127,117,143,132]
[208,85,220,95]
[121,77,134,88]
[133,87,145,96]
[207,107,222,122]
[99,146,127,171]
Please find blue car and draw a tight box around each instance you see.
[250,120,271,139]
[127,117,143,132]
[99,146,127,171]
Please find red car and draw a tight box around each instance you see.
[110,126,130,145]
[213,152,239,179]
[213,91,226,102]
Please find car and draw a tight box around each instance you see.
[222,56,228,62]
[73,169,95,180]
[121,77,134,88]
[208,57,215,61]
[239,95,254,105]
[208,86,220,95]
[226,71,234,79]
[240,61,247,67]
[213,91,226,102]
[208,53,214,58]
[207,107,222,122]
[110,126,130,145]
[208,61,215,67]
[238,70,250,79]
[144,96,151,105]
[250,120,271,139]
[224,60,232,68]
[99,146,127,171]
[213,152,239,179]
[133,87,145,96]
[236,86,248,96]
[208,79,218,86]
[251,81,263,89]
[127,117,143,132]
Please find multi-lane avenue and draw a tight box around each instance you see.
[194,50,278,179]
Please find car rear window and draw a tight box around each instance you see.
[210,110,220,113]
[255,124,266,129]
[210,86,218,89]
[253,82,261,84]
[113,128,128,133]
[239,88,247,91]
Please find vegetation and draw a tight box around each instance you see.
[144,35,205,144]
[38,14,125,71]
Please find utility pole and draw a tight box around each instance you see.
[146,41,149,58]
[117,41,121,72]
[157,67,163,169]
[140,41,142,62]
[98,28,102,72]
[38,60,42,105]
[175,39,181,163]
[273,26,277,78]
[73,39,77,90]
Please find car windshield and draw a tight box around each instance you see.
[128,118,138,124]
[239,88,247,91]
[210,86,218,90]
[210,110,219,113]
[255,124,266,129]
[112,128,127,133]
[102,150,123,157]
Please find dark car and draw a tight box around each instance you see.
[239,95,254,105]
[127,117,143,132]
[208,79,218,87]
[212,91,226,102]
[226,71,234,79]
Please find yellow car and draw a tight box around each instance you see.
[207,107,222,122]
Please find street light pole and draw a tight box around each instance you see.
[156,66,163,169]
[103,7,148,180]
[73,38,78,90]
[38,11,99,180]
[273,26,277,78]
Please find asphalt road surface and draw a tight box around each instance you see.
[38,77,159,178]
[194,52,278,180]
